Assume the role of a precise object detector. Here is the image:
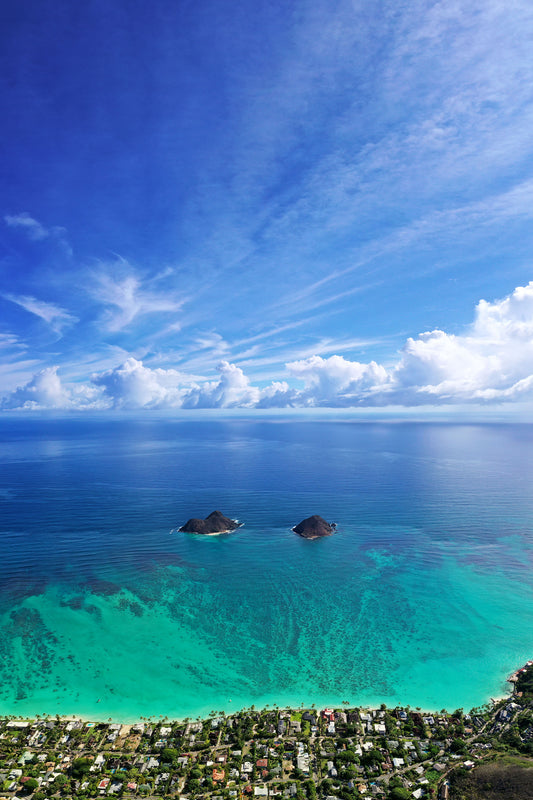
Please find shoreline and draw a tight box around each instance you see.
[0,665,522,726]
[0,670,517,726]
[2,662,531,800]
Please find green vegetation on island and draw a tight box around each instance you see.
[1,662,533,800]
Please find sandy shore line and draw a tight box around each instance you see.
[3,657,527,726]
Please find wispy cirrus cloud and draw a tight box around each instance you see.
[262,175,533,327]
[0,332,27,351]
[87,262,185,332]
[208,0,533,316]
[4,212,73,255]
[4,213,49,241]
[2,0,533,414]
[0,332,43,392]
[3,294,78,334]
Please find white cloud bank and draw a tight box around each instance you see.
[91,358,290,410]
[1,367,74,410]
[3,282,533,411]
[92,358,193,409]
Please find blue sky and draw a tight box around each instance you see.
[2,0,533,412]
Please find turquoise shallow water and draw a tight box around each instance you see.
[1,419,533,720]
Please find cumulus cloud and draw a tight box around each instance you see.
[388,282,533,404]
[1,367,73,410]
[1,366,107,411]
[91,357,195,409]
[91,358,289,410]
[4,294,78,333]
[4,282,533,411]
[284,281,533,406]
[287,354,390,406]
[181,361,260,408]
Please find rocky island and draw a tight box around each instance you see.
[178,510,242,535]
[293,514,336,539]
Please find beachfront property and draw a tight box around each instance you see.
[1,664,533,800]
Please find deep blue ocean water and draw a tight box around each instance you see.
[1,418,533,721]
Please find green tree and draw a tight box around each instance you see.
[161,747,179,763]
[450,738,467,754]
[361,749,383,766]
[337,750,356,763]
[389,787,410,800]
[21,778,39,794]
[71,757,93,778]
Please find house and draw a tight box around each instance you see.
[327,760,338,778]
[8,769,23,779]
[297,754,310,773]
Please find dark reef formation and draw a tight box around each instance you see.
[292,515,336,539]
[179,510,242,534]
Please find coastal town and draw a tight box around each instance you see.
[1,663,532,800]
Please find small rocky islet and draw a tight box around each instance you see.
[292,514,336,539]
[178,511,336,538]
[178,510,242,535]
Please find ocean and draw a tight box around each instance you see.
[1,417,533,721]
